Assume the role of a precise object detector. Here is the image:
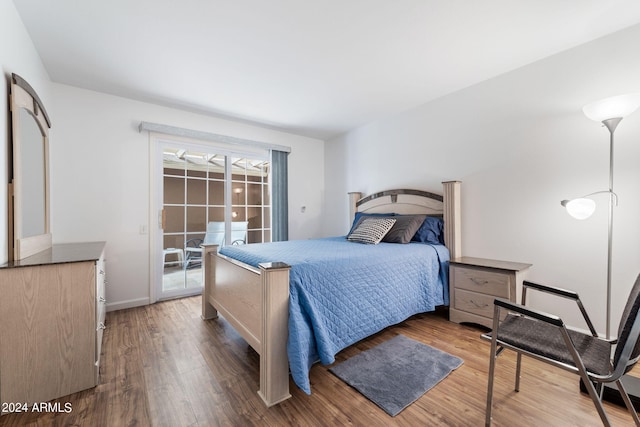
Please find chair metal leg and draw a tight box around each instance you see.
[559,329,613,427]
[615,379,640,426]
[486,337,497,426]
[580,372,616,426]
[486,306,502,427]
[597,381,604,400]
[578,375,612,427]
[515,353,522,392]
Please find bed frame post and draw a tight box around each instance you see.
[442,181,462,259]
[257,261,292,406]
[348,192,362,227]
[201,244,218,320]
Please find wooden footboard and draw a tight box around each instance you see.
[201,244,292,406]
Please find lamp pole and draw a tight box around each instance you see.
[602,117,621,340]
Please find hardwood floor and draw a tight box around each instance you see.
[1,296,637,426]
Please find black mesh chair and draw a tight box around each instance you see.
[484,273,640,427]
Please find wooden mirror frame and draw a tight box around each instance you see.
[9,73,52,260]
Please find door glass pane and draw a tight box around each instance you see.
[164,206,184,233]
[186,206,206,232]
[247,183,262,205]
[208,207,225,222]
[247,206,262,229]
[247,229,262,244]
[161,148,271,297]
[208,180,224,205]
[164,176,184,204]
[163,234,183,251]
[187,178,206,205]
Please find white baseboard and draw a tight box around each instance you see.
[106,297,150,312]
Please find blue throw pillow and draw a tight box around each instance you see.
[412,216,444,245]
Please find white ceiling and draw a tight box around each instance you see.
[14,0,640,139]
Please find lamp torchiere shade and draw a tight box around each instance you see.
[583,93,640,122]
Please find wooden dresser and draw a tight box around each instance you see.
[0,242,106,409]
[449,256,531,328]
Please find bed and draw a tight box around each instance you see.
[201,182,461,406]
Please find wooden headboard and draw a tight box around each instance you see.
[348,181,461,258]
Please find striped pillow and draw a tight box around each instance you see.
[347,217,397,245]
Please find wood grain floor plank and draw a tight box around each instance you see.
[1,296,637,426]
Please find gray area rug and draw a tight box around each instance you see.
[329,334,464,416]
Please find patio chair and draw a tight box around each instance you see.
[184,221,248,267]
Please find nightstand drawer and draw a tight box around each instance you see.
[454,289,504,319]
[449,257,531,328]
[452,267,510,298]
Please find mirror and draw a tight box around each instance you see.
[19,108,47,237]
[9,73,52,260]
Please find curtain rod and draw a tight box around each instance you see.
[139,121,291,153]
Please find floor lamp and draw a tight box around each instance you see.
[561,92,640,405]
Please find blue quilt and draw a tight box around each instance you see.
[219,236,449,394]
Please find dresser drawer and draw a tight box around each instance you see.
[452,266,511,298]
[454,289,505,320]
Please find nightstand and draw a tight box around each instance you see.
[449,257,532,328]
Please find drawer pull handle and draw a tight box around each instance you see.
[470,278,489,286]
[97,322,106,331]
[470,299,488,309]
[99,296,107,303]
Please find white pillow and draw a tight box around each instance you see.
[347,217,397,245]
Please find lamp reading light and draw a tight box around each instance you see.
[561,190,618,220]
[560,198,596,220]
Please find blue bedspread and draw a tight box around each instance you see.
[218,236,449,394]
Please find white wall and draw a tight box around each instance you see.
[50,84,324,311]
[325,23,640,336]
[0,0,53,263]
[2,0,325,310]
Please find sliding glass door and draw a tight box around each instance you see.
[156,141,271,300]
